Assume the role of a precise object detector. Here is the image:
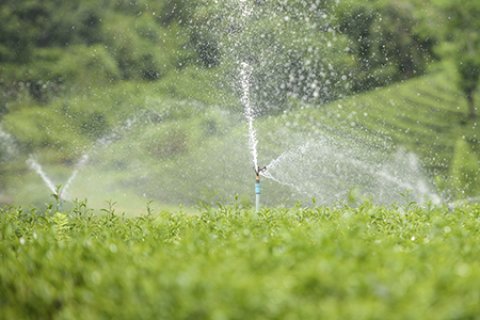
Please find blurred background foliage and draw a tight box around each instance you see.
[0,0,448,107]
[0,0,480,207]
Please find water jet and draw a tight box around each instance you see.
[26,157,62,200]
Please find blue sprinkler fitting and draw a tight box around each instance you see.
[254,166,266,213]
[255,180,261,213]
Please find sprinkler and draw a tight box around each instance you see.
[255,166,267,213]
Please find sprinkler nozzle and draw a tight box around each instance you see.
[254,166,267,181]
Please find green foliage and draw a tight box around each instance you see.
[154,66,232,105]
[0,0,106,62]
[0,45,121,104]
[1,67,475,207]
[457,56,480,119]
[1,204,480,318]
[2,0,480,205]
[101,13,190,81]
[449,138,480,198]
[0,1,35,63]
[187,1,356,113]
[0,0,452,109]
[337,0,437,91]
[439,0,480,118]
[141,121,193,159]
[155,0,191,26]
[2,105,85,158]
[277,68,467,179]
[0,0,197,105]
[458,57,480,97]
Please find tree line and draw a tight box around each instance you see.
[0,0,479,116]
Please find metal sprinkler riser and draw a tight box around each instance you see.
[254,166,266,213]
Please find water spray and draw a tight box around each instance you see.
[239,61,264,212]
[27,157,58,197]
[237,1,267,211]
[27,157,66,209]
[61,153,90,199]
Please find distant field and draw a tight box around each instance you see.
[1,204,479,319]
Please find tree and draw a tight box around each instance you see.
[458,56,480,119]
[442,0,480,119]
[0,0,39,63]
[337,0,437,92]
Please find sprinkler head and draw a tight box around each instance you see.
[255,165,267,181]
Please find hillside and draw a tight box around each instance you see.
[2,0,480,208]
[318,67,469,174]
[240,65,480,206]
[265,65,478,192]
[2,66,479,209]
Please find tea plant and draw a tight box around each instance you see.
[1,203,479,319]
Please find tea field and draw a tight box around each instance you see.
[1,203,479,319]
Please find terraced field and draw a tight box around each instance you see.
[283,67,473,176]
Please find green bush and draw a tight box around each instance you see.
[153,66,229,105]
[2,106,85,160]
[1,204,480,318]
[142,122,191,159]
[55,45,121,87]
[0,45,121,104]
[449,138,480,198]
[102,13,190,81]
[337,0,437,92]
